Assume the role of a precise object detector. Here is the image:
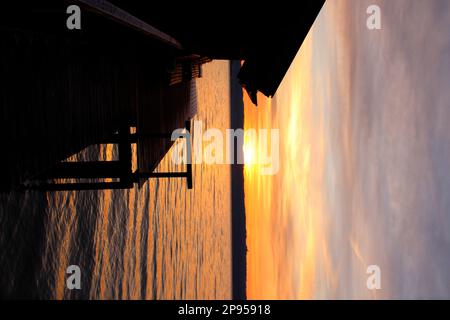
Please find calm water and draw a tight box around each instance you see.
[0,61,232,299]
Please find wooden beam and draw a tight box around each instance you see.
[185,120,193,189]
[186,162,193,189]
[73,0,183,50]
[24,181,133,191]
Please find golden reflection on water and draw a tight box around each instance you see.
[45,61,232,299]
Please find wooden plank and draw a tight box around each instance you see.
[186,163,193,189]
[24,181,133,191]
[185,120,193,189]
[73,0,183,50]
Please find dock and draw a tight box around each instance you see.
[0,0,324,192]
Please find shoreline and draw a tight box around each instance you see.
[230,60,247,300]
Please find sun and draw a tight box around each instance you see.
[243,138,256,166]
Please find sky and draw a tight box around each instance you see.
[244,0,450,299]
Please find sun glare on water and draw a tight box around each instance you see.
[243,129,259,169]
[243,142,255,165]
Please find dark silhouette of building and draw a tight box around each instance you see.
[0,0,324,191]
[107,0,325,104]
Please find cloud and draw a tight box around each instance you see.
[247,0,450,299]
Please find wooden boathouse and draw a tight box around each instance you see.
[0,0,325,191]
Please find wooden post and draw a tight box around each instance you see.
[24,181,132,191]
[25,120,194,191]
